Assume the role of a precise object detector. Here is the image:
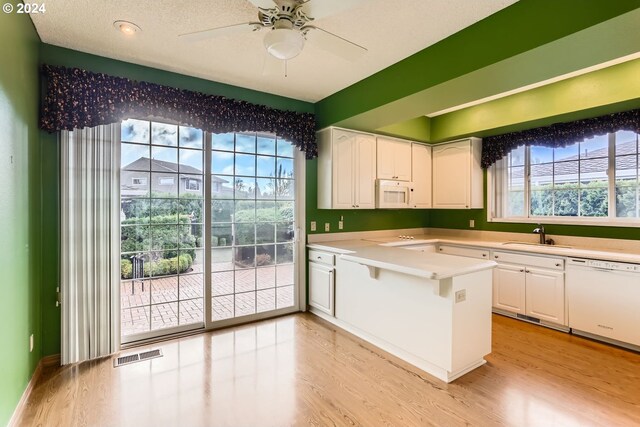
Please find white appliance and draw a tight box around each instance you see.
[376,179,413,208]
[566,258,640,350]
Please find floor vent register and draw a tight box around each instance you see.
[113,349,163,367]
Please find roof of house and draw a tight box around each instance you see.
[123,157,203,175]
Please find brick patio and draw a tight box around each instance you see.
[121,262,295,337]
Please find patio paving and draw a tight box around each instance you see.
[121,263,295,337]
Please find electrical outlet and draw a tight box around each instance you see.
[455,290,466,303]
[469,219,475,228]
[324,223,330,232]
[310,221,316,231]
[338,221,344,230]
[29,334,34,352]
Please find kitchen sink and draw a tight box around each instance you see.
[501,241,573,249]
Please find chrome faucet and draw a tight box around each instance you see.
[532,224,546,244]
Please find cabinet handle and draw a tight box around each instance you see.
[356,205,359,208]
[525,269,530,273]
[555,263,561,267]
[482,254,486,257]
[520,269,524,273]
[494,255,499,259]
[317,256,322,259]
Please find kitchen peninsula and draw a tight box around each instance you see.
[307,241,496,383]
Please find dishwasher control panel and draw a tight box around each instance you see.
[569,258,640,272]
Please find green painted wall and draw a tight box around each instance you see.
[315,0,640,129]
[430,59,640,141]
[0,4,41,426]
[38,44,315,357]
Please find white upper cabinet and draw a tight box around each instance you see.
[377,137,412,181]
[317,127,376,209]
[411,143,432,208]
[432,138,483,209]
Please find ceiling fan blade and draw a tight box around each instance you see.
[304,26,367,61]
[300,0,366,20]
[179,22,261,42]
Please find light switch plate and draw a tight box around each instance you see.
[338,221,344,230]
[324,223,330,232]
[310,221,316,231]
[469,220,475,228]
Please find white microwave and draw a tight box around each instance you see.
[376,180,413,209]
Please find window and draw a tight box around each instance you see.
[159,177,175,185]
[132,177,147,186]
[490,131,640,224]
[185,178,200,191]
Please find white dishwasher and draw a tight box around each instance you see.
[566,258,640,350]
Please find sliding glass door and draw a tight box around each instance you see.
[209,133,296,324]
[119,119,300,343]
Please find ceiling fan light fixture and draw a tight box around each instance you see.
[263,28,304,60]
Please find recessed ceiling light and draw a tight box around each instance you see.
[113,20,141,36]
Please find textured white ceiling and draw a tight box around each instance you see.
[30,0,518,102]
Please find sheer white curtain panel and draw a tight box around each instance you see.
[60,123,121,364]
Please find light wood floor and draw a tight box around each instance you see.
[17,313,640,427]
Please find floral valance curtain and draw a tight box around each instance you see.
[39,65,318,158]
[481,108,640,168]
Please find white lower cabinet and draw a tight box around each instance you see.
[492,251,565,326]
[308,249,335,316]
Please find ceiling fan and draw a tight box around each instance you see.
[179,0,367,62]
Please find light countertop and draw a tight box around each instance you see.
[308,234,640,265]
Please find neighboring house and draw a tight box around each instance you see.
[121,156,236,198]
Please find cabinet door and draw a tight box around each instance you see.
[432,141,470,208]
[355,134,377,209]
[376,138,396,180]
[411,143,432,208]
[309,262,334,315]
[526,268,565,325]
[394,141,412,181]
[493,264,526,314]
[332,131,355,209]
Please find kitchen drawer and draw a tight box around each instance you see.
[492,250,564,270]
[308,249,335,266]
[438,244,490,259]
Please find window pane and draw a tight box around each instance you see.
[508,146,525,167]
[235,224,255,245]
[530,190,552,216]
[122,119,150,143]
[121,225,149,254]
[276,243,294,264]
[212,133,234,151]
[256,178,276,199]
[179,126,203,149]
[151,225,179,251]
[151,146,178,171]
[122,171,150,197]
[180,198,203,223]
[180,174,203,197]
[579,188,607,217]
[276,201,294,222]
[554,189,578,216]
[122,143,150,170]
[256,223,275,244]
[179,148,203,173]
[277,158,294,178]
[212,224,232,247]
[121,198,150,223]
[257,155,275,177]
[507,192,525,216]
[235,154,256,176]
[580,135,608,159]
[276,179,294,200]
[276,222,294,243]
[553,161,578,187]
[256,245,275,266]
[616,186,638,218]
[212,248,233,272]
[615,155,637,181]
[236,133,256,153]
[554,143,579,162]
[212,176,234,199]
[212,151,234,175]
[257,136,276,155]
[234,246,255,268]
[277,139,294,158]
[234,178,256,199]
[152,122,178,146]
[151,198,178,222]
[530,164,553,189]
[530,146,553,164]
[235,201,255,223]
[151,173,178,198]
[212,199,233,222]
[615,130,638,154]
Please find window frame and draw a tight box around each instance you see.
[488,131,640,227]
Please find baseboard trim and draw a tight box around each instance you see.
[8,354,60,427]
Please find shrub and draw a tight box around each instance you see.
[121,259,132,279]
